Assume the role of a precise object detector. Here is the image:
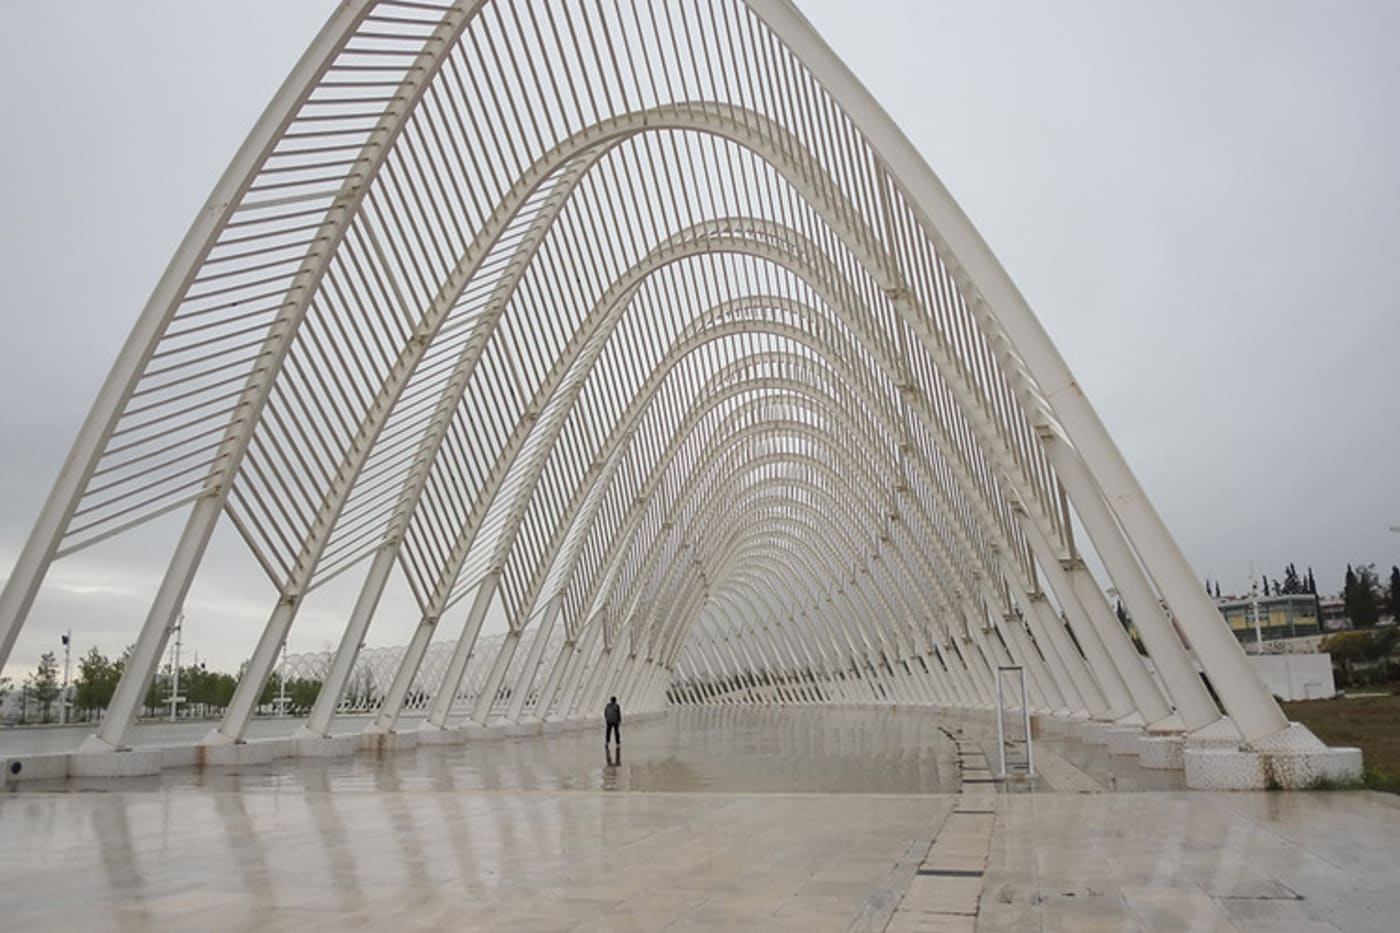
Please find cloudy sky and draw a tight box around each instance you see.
[2,1,1397,679]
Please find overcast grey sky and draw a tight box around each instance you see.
[2,1,1397,678]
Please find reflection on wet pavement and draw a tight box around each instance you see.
[0,708,959,932]
[5,708,1399,932]
[7,706,961,796]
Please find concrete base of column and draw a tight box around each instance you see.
[1184,722,1363,790]
[415,724,468,745]
[1138,735,1185,770]
[461,721,511,739]
[1145,712,1187,735]
[504,720,543,736]
[3,752,73,783]
[69,747,164,778]
[1076,721,1115,745]
[1105,726,1146,757]
[1033,713,1075,736]
[197,739,287,767]
[357,730,419,754]
[288,734,357,757]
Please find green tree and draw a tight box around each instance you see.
[181,664,211,709]
[0,675,11,710]
[1389,566,1400,622]
[26,651,62,723]
[75,646,121,719]
[1282,563,1302,595]
[286,677,322,715]
[208,671,237,710]
[1345,563,1381,628]
[145,668,169,715]
[1321,630,1398,685]
[259,673,283,710]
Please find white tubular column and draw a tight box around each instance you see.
[85,495,223,751]
[299,546,398,739]
[1016,570,1107,715]
[1042,430,1220,731]
[469,630,521,725]
[587,642,631,714]
[549,621,602,720]
[417,572,499,731]
[530,625,579,721]
[1066,563,1170,723]
[1015,510,1135,720]
[504,597,564,722]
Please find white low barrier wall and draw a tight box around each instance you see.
[1248,653,1335,701]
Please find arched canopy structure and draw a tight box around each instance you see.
[0,0,1296,755]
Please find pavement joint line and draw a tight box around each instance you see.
[848,801,957,933]
[882,724,996,932]
[915,869,984,877]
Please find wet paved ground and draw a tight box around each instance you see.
[3,707,1399,931]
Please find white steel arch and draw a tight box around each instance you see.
[2,0,1335,776]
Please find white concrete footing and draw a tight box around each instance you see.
[461,722,510,739]
[288,734,357,757]
[1106,726,1145,757]
[69,747,164,778]
[197,739,286,767]
[357,730,419,754]
[1033,714,1077,737]
[415,725,468,745]
[3,752,73,783]
[1138,735,1185,770]
[1185,745,1364,790]
[1077,722,1115,745]
[1184,722,1364,790]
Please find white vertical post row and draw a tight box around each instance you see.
[550,619,602,720]
[469,630,521,725]
[504,596,564,722]
[299,546,397,739]
[415,572,499,732]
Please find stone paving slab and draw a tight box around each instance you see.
[978,791,1400,932]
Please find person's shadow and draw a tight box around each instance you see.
[602,745,622,790]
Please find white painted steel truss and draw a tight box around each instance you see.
[1,0,1297,754]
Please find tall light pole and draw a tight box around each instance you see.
[1249,575,1264,653]
[168,614,184,722]
[60,630,71,725]
[278,641,288,716]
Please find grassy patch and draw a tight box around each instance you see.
[1282,694,1400,794]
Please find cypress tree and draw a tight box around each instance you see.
[1389,566,1400,621]
[1345,564,1381,628]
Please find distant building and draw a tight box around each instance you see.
[1317,597,1350,632]
[1215,593,1322,644]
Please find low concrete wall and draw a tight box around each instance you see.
[1248,653,1335,701]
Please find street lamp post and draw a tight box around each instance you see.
[60,630,71,725]
[168,614,184,722]
[278,641,288,716]
[1249,577,1264,653]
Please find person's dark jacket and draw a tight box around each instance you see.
[604,700,621,726]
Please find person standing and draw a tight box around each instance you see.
[604,695,622,748]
